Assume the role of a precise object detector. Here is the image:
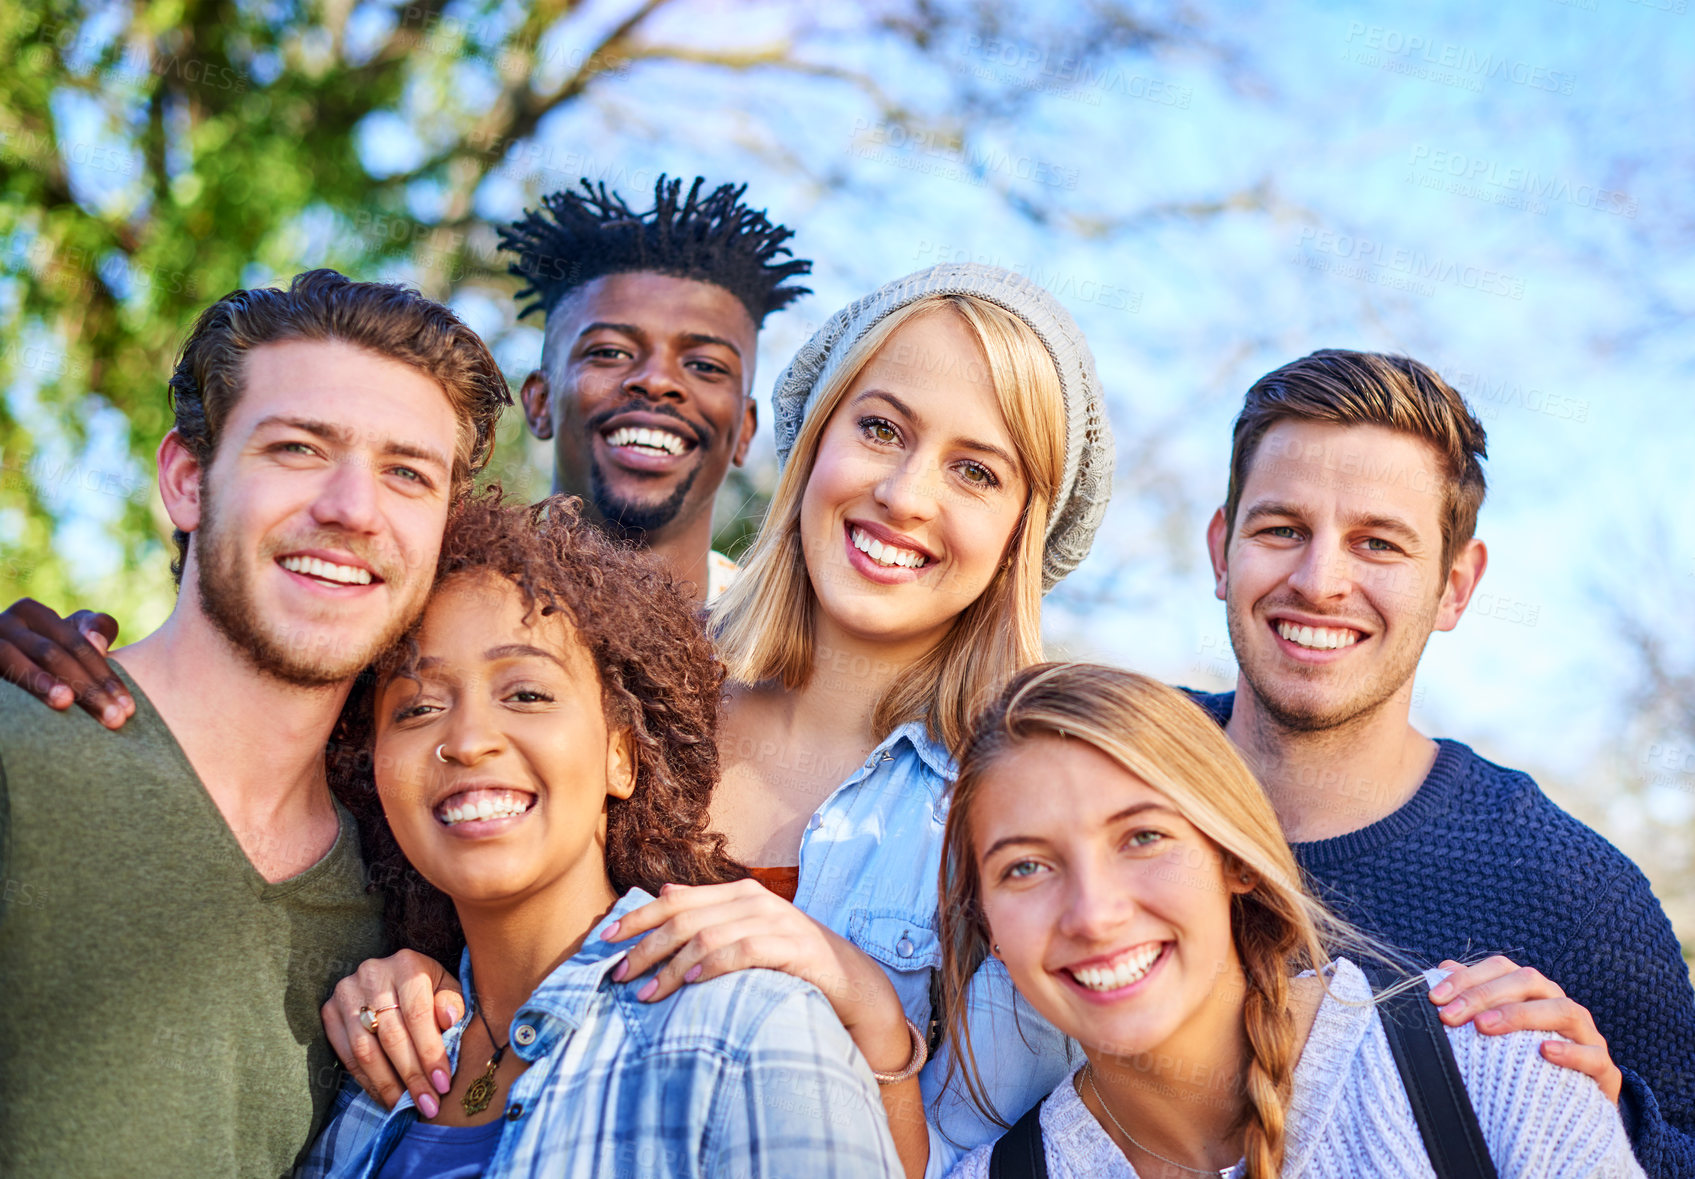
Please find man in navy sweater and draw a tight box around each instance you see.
[1195,348,1693,1177]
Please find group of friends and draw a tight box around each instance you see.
[0,175,1689,1179]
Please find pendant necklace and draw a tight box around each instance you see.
[1084,1064,1239,1179]
[461,1000,510,1117]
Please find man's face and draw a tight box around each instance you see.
[1208,421,1477,732]
[521,271,758,541]
[186,338,458,685]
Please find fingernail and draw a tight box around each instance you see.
[602,920,620,941]
[1429,981,1453,1001]
[684,964,702,984]
[417,1092,439,1118]
[637,979,658,1001]
[431,1069,451,1094]
[103,705,123,727]
[1441,1000,1466,1022]
[1477,1010,1500,1030]
[49,686,71,707]
[611,959,629,982]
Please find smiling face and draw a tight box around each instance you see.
[973,734,1250,1060]
[1210,420,1476,733]
[523,272,758,540]
[373,572,634,908]
[797,308,1029,653]
[185,338,457,685]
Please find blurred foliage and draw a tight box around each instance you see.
[0,0,1200,627]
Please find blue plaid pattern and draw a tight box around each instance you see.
[297,889,901,1179]
[787,722,1072,1178]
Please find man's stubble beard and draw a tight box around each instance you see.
[1227,590,1437,735]
[194,480,424,688]
[585,453,701,542]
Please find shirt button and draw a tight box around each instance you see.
[896,934,915,958]
[513,1024,537,1047]
[806,813,822,831]
[506,1103,524,1121]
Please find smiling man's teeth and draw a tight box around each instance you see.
[851,526,927,569]
[1277,621,1360,650]
[436,790,535,826]
[1069,943,1163,992]
[280,555,372,585]
[605,426,688,456]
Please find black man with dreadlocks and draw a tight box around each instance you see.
[0,175,811,715]
[502,174,811,602]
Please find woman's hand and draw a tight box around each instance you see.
[1430,955,1622,1103]
[0,599,131,727]
[605,880,912,1067]
[321,949,466,1116]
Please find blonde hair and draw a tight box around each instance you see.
[710,295,1066,752]
[939,664,1368,1179]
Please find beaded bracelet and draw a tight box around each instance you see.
[872,1018,929,1085]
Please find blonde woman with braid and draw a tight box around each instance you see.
[940,664,1643,1179]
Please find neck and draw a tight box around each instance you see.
[1224,677,1437,843]
[786,614,937,749]
[457,858,621,1036]
[1083,964,1252,1173]
[642,510,716,605]
[116,599,349,870]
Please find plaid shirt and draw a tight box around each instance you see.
[297,889,901,1179]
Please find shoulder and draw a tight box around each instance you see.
[1175,686,1233,728]
[614,965,862,1069]
[944,1142,992,1179]
[1442,1017,1644,1176]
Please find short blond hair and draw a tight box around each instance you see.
[709,294,1065,753]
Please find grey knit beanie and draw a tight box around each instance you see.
[771,262,1114,592]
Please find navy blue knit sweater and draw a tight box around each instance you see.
[1189,689,1695,1179]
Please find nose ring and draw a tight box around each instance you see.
[435,744,448,764]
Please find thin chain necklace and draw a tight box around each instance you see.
[1083,1064,1239,1179]
[460,1000,510,1117]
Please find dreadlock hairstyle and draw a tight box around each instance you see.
[499,174,813,327]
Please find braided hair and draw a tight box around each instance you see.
[499,174,812,327]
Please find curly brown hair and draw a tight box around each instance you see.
[327,488,742,965]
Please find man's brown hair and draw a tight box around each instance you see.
[165,268,511,583]
[1223,349,1488,571]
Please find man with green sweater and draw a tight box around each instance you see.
[0,270,510,1177]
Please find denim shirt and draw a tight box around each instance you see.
[794,721,1073,1178]
[297,889,901,1179]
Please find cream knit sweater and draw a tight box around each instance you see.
[947,958,1644,1178]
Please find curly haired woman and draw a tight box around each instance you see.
[299,490,900,1179]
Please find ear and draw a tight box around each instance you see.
[520,370,554,441]
[1433,537,1488,632]
[1222,854,1258,896]
[604,727,637,802]
[1206,506,1231,601]
[157,429,205,534]
[731,396,757,468]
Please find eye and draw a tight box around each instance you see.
[1123,829,1166,851]
[585,344,632,362]
[1264,525,1301,539]
[686,357,730,377]
[858,416,900,445]
[956,460,1000,489]
[389,465,425,484]
[273,440,320,458]
[1363,537,1399,553]
[391,699,441,723]
[504,686,555,706]
[1001,858,1045,882]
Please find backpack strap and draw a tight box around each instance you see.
[988,1097,1048,1179]
[1370,968,1501,1179]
